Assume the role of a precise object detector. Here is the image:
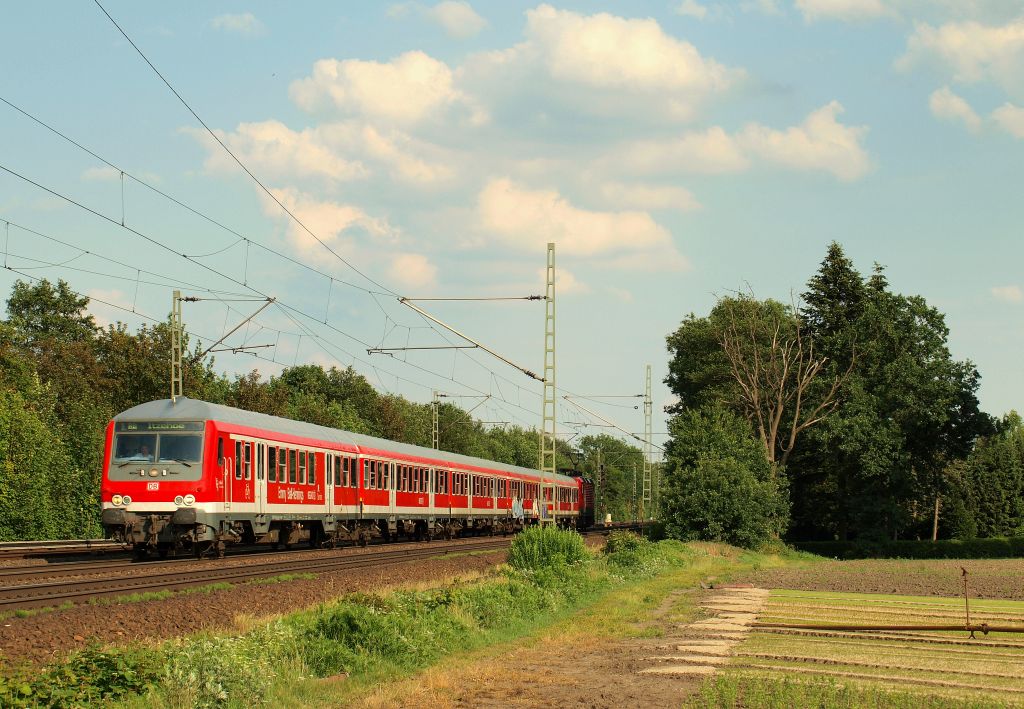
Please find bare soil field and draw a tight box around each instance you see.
[740,557,1024,599]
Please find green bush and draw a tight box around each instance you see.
[661,407,789,549]
[0,644,162,708]
[507,525,589,571]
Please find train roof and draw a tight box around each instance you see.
[113,398,576,484]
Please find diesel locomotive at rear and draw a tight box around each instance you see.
[101,398,588,558]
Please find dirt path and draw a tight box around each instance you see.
[446,586,769,708]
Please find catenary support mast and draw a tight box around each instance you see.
[171,290,183,403]
[539,243,557,523]
[642,364,653,518]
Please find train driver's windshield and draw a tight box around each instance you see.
[157,435,203,463]
[113,434,157,462]
[112,433,203,463]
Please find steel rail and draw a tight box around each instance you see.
[0,539,513,611]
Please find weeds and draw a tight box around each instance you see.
[507,525,589,571]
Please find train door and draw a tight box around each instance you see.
[387,461,396,519]
[255,443,266,515]
[221,436,233,511]
[325,453,334,516]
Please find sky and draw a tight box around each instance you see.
[1,1,1022,456]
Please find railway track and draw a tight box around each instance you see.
[0,539,124,559]
[0,538,513,611]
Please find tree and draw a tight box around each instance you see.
[6,279,96,348]
[717,295,849,468]
[661,406,789,548]
[796,246,990,540]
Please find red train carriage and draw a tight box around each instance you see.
[101,398,584,558]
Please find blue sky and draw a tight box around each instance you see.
[1,1,1022,453]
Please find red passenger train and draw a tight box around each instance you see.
[101,398,587,557]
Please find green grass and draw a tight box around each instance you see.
[90,582,235,606]
[246,572,317,585]
[687,673,1006,708]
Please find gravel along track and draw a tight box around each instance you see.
[0,538,513,611]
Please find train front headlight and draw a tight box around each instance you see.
[174,495,184,506]
[149,469,159,477]
[122,495,132,506]
[183,494,195,506]
[111,494,123,506]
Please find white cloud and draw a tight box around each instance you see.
[675,0,708,20]
[187,120,455,187]
[187,121,367,183]
[795,0,892,22]
[525,5,738,94]
[610,101,869,181]
[477,177,687,270]
[738,101,870,180]
[616,126,751,175]
[357,124,456,184]
[388,253,438,289]
[991,285,1023,302]
[290,51,470,125]
[427,1,487,38]
[264,188,395,256]
[928,86,982,131]
[898,18,1024,94]
[537,266,590,294]
[992,102,1024,137]
[742,0,781,14]
[82,165,120,181]
[209,13,265,37]
[607,286,634,303]
[86,288,132,328]
[599,182,702,212]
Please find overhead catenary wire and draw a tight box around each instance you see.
[2,54,658,453]
[0,90,549,419]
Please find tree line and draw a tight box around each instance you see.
[660,243,1022,546]
[0,279,642,541]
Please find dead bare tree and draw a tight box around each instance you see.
[718,296,852,469]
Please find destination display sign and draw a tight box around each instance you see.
[115,421,204,432]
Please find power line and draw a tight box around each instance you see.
[92,0,396,298]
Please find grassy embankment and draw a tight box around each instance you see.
[0,529,786,708]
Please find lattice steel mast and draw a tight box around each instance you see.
[171,290,183,403]
[642,364,653,518]
[539,243,557,523]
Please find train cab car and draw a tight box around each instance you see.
[101,398,582,558]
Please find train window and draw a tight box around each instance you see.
[268,447,277,483]
[244,443,252,481]
[419,468,426,493]
[298,451,307,485]
[334,456,342,486]
[350,458,358,488]
[400,465,408,492]
[288,449,296,484]
[309,453,316,485]
[235,442,242,479]
[367,460,377,489]
[278,447,286,483]
[257,445,264,481]
[217,437,224,465]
